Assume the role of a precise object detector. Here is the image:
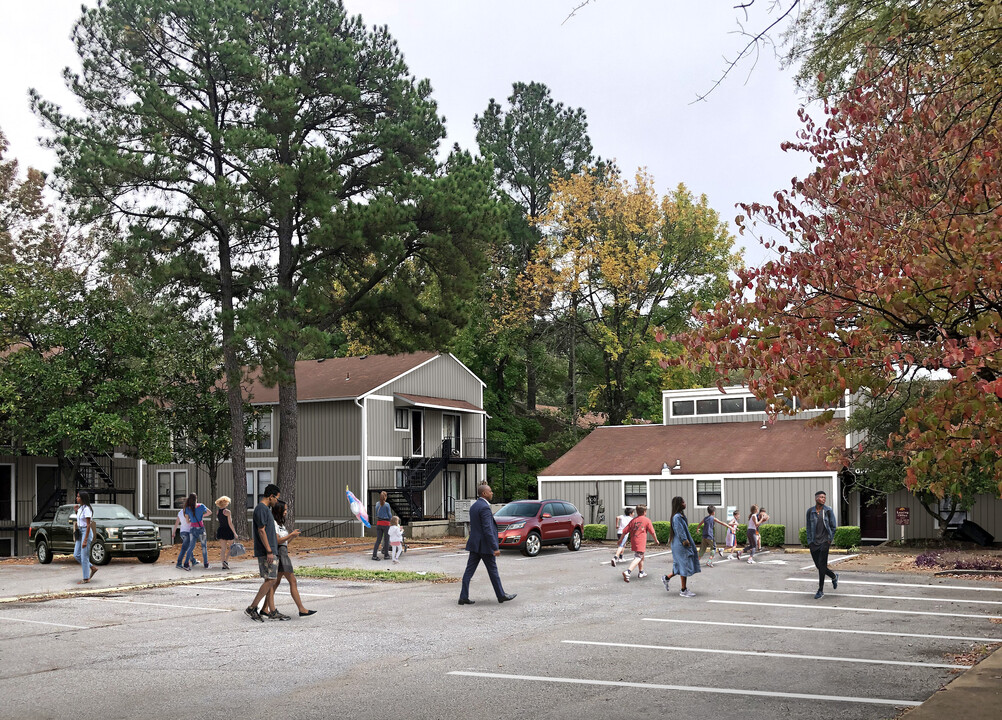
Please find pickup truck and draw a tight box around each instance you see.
[29,503,162,566]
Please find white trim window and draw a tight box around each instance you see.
[0,464,12,522]
[246,469,274,509]
[624,481,647,507]
[395,408,409,431]
[248,411,273,451]
[157,470,187,510]
[696,479,722,506]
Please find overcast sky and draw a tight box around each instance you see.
[0,0,814,268]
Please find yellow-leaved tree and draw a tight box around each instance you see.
[528,166,739,425]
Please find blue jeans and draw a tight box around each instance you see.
[73,535,92,581]
[177,531,192,567]
[188,527,207,566]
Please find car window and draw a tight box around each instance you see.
[560,502,576,516]
[54,507,72,523]
[553,502,568,516]
[92,505,137,520]
[541,502,555,516]
[496,502,540,518]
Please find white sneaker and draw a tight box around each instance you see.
[610,556,617,567]
[680,589,696,598]
[729,553,737,560]
[661,575,671,592]
[638,571,648,579]
[622,571,630,583]
[747,558,756,564]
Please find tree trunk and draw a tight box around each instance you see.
[277,348,298,527]
[525,336,537,411]
[219,239,247,539]
[207,461,219,538]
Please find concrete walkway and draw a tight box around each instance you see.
[902,645,1002,720]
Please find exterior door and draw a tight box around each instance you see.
[410,410,424,457]
[539,502,560,541]
[443,414,461,456]
[859,490,888,540]
[35,466,60,515]
[51,506,74,552]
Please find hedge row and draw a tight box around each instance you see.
[583,524,608,541]
[583,521,797,547]
[798,526,861,548]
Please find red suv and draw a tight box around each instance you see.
[495,499,584,557]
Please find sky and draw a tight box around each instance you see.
[0,0,816,269]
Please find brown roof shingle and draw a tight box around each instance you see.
[540,420,841,476]
[245,352,439,403]
[395,393,484,413]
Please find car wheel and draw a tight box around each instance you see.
[89,540,111,566]
[567,528,582,551]
[137,551,160,564]
[36,539,52,564]
[521,531,541,557]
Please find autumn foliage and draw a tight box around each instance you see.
[676,63,1002,499]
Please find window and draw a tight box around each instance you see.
[248,411,273,451]
[541,502,556,517]
[697,480,722,506]
[672,400,694,417]
[696,399,719,415]
[54,507,72,524]
[563,502,579,516]
[246,469,273,509]
[395,408,409,430]
[624,482,647,506]
[157,470,187,510]
[935,499,967,529]
[745,397,767,412]
[720,397,744,414]
[0,465,12,521]
[395,468,408,488]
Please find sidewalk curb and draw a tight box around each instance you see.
[0,572,256,605]
[901,645,1002,720]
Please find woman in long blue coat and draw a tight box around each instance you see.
[662,496,700,597]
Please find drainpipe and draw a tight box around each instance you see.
[355,396,366,539]
[137,458,144,517]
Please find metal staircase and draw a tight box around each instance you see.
[372,440,452,522]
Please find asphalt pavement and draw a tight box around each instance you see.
[1,544,1000,720]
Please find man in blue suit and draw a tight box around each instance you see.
[459,483,516,605]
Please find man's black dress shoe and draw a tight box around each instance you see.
[458,598,475,605]
[498,593,517,603]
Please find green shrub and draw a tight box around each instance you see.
[833,526,861,548]
[688,522,703,542]
[736,523,747,545]
[653,521,670,544]
[758,524,786,547]
[583,524,608,541]
[799,527,808,547]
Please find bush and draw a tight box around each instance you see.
[799,527,808,547]
[653,521,670,544]
[688,522,703,542]
[833,526,861,548]
[758,524,786,547]
[735,523,747,546]
[583,524,607,541]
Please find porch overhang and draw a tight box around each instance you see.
[394,393,487,415]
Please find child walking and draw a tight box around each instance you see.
[610,507,634,567]
[622,505,659,582]
[743,505,761,563]
[389,516,405,563]
[725,510,743,560]
[697,505,730,567]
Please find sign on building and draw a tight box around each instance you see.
[895,507,910,525]
[726,506,737,523]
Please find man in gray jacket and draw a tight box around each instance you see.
[806,490,839,599]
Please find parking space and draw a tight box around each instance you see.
[1,546,999,719]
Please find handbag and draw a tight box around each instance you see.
[229,541,246,557]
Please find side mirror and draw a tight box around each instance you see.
[541,513,552,519]
[137,513,145,519]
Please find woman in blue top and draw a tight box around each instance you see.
[184,494,212,569]
[661,496,700,597]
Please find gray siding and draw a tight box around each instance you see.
[665,409,846,427]
[298,400,360,457]
[884,490,1002,541]
[366,399,402,458]
[378,355,483,407]
[537,479,620,539]
[649,478,695,531]
[724,475,834,544]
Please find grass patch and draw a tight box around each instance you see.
[296,567,455,583]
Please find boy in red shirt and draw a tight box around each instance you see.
[622,505,660,582]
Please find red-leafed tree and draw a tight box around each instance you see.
[673,61,1002,502]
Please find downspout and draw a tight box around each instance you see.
[355,396,366,539]
[137,459,144,518]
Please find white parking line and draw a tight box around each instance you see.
[750,588,1002,605]
[709,599,1002,620]
[79,597,229,612]
[800,554,859,570]
[561,639,967,669]
[184,586,339,599]
[0,615,89,629]
[405,545,443,552]
[788,577,1002,593]
[642,617,1002,643]
[447,671,922,707]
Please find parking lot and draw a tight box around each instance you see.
[1,545,999,720]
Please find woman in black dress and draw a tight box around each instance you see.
[214,496,237,570]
